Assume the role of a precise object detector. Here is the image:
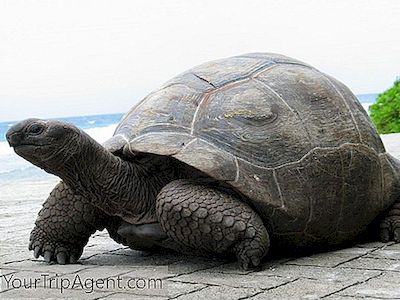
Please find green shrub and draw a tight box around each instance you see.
[369,80,400,134]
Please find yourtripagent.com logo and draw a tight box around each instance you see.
[1,273,163,294]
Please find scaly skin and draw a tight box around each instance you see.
[30,181,123,264]
[379,154,400,243]
[380,202,400,243]
[156,179,270,270]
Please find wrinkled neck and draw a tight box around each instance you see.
[55,132,167,223]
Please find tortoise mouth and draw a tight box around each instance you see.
[12,143,52,152]
[12,142,52,148]
[7,131,53,148]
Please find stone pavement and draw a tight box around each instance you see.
[1,133,400,299]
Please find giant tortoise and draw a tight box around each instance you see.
[6,53,400,269]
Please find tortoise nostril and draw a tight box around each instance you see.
[6,131,22,147]
[6,118,46,148]
[5,132,11,145]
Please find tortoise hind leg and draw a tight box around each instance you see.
[155,179,270,270]
[30,181,121,264]
[380,202,400,243]
[379,154,400,243]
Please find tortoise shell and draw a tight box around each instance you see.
[106,53,395,245]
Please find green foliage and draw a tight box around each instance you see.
[369,80,400,134]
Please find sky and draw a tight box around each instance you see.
[0,0,399,122]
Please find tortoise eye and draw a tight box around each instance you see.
[27,123,45,135]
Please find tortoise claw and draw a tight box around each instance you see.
[33,246,41,259]
[380,215,400,243]
[380,227,390,243]
[56,252,67,264]
[44,251,52,263]
[29,226,85,264]
[238,258,250,271]
[394,227,400,243]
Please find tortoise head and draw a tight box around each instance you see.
[6,118,82,173]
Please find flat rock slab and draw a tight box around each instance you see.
[1,134,400,299]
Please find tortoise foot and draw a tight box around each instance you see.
[380,202,400,243]
[29,181,113,264]
[29,226,86,264]
[233,233,269,270]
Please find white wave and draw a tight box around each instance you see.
[0,152,33,174]
[0,141,14,156]
[84,124,118,144]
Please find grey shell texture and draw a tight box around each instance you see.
[106,53,395,245]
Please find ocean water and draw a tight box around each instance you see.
[358,93,378,114]
[0,95,377,184]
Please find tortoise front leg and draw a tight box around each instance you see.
[155,179,270,270]
[30,181,121,264]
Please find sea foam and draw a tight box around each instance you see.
[84,124,118,144]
